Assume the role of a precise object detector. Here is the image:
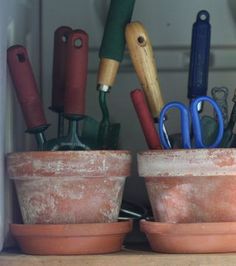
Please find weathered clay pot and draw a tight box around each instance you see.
[140,219,236,253]
[138,149,236,223]
[7,151,131,224]
[10,220,133,255]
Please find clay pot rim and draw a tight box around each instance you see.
[7,150,131,157]
[138,148,236,177]
[10,175,127,180]
[7,150,132,179]
[138,148,231,156]
[10,220,133,237]
[140,219,236,235]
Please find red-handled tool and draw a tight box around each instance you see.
[131,89,162,149]
[51,29,90,150]
[64,30,87,117]
[7,45,49,150]
[50,26,73,137]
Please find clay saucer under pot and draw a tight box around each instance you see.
[10,219,132,255]
[140,219,236,254]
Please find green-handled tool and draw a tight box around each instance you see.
[82,0,135,149]
[220,88,236,148]
[211,87,229,128]
[201,88,236,148]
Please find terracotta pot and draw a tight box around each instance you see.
[10,220,133,255]
[138,149,236,223]
[140,219,236,253]
[7,151,131,224]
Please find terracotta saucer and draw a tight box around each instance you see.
[10,220,132,255]
[140,219,236,253]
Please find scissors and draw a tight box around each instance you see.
[159,96,224,149]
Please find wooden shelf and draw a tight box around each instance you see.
[1,248,236,266]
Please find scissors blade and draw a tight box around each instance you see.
[158,123,171,148]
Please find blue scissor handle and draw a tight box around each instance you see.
[159,102,191,149]
[190,96,224,148]
[159,96,224,149]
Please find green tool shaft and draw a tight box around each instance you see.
[35,132,47,151]
[97,0,136,90]
[99,92,110,124]
[96,0,135,149]
[99,0,136,62]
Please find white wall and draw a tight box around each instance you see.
[41,0,236,137]
[1,0,40,249]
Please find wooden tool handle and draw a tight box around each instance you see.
[125,21,164,117]
[131,89,162,149]
[7,45,48,131]
[97,58,120,88]
[51,26,73,112]
[64,30,88,117]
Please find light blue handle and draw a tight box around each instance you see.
[159,102,191,149]
[191,96,224,148]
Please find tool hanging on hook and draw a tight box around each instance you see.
[50,26,73,138]
[188,10,211,112]
[125,21,171,147]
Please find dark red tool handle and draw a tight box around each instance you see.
[51,26,73,112]
[7,45,47,131]
[131,89,162,149]
[64,29,88,117]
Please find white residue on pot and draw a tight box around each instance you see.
[94,177,125,222]
[138,149,236,177]
[14,176,126,224]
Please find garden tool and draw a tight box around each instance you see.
[171,115,219,148]
[119,200,148,220]
[188,10,211,112]
[125,21,171,147]
[203,87,233,148]
[131,89,162,149]
[7,45,51,151]
[211,87,229,128]
[49,26,73,138]
[219,88,236,148]
[200,115,219,146]
[50,29,90,151]
[198,86,231,147]
[159,96,223,149]
[82,0,135,150]
[171,10,211,147]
